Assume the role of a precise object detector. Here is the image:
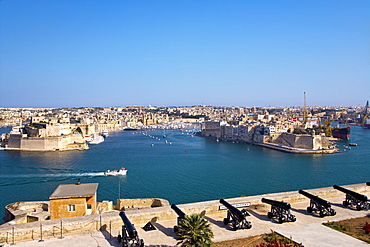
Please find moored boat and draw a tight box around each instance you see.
[332,126,350,140]
[363,119,370,129]
[101,129,109,138]
[123,127,138,131]
[89,133,104,144]
[84,135,93,142]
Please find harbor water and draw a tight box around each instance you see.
[1,125,369,223]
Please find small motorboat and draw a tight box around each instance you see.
[349,143,358,146]
[105,168,127,176]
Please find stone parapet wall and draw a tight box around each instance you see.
[1,183,369,244]
[4,201,49,224]
[116,198,170,210]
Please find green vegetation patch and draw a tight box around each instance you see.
[214,230,303,247]
[323,221,350,232]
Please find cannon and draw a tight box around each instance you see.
[219,199,252,230]
[118,211,144,247]
[171,204,186,232]
[333,185,369,210]
[261,198,296,223]
[298,190,336,217]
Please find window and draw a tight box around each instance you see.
[68,204,75,212]
[87,203,92,210]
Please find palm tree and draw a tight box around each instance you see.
[176,214,214,247]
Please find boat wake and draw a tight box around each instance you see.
[0,172,106,179]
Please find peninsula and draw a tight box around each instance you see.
[1,103,368,153]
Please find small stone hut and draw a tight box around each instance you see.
[49,180,98,220]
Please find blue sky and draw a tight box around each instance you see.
[0,0,369,108]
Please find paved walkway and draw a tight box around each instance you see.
[277,223,368,247]
[3,196,370,247]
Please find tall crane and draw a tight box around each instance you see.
[322,110,347,137]
[304,92,307,124]
[362,100,369,125]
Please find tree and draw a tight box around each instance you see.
[176,214,214,247]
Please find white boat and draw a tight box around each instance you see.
[101,129,109,138]
[122,127,138,131]
[105,168,127,176]
[84,135,93,142]
[89,134,104,144]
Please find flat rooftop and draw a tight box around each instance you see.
[49,183,98,199]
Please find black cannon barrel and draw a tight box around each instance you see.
[119,211,137,239]
[298,190,331,208]
[366,182,370,186]
[261,198,291,210]
[333,185,368,202]
[171,204,186,219]
[219,199,245,220]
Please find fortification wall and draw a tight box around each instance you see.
[4,202,49,224]
[116,198,170,210]
[7,135,21,149]
[6,135,87,151]
[19,137,63,151]
[1,183,369,244]
[275,133,317,149]
[293,135,314,149]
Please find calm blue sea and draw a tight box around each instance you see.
[1,125,369,222]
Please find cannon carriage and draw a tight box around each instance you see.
[333,185,369,211]
[298,190,336,217]
[171,204,187,232]
[261,198,296,223]
[118,211,144,247]
[219,198,252,230]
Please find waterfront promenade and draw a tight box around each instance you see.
[2,184,370,247]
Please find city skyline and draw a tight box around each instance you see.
[1,1,369,108]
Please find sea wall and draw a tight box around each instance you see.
[274,133,315,149]
[1,183,369,244]
[5,135,88,151]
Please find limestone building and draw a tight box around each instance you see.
[49,181,98,220]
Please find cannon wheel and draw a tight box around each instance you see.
[117,234,122,243]
[174,225,178,232]
[356,204,362,211]
[223,218,229,225]
[307,207,312,213]
[267,212,273,219]
[278,216,286,224]
[122,242,128,247]
[290,215,296,222]
[331,209,336,216]
[140,239,144,247]
[343,201,349,207]
[232,223,237,231]
[319,211,324,217]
